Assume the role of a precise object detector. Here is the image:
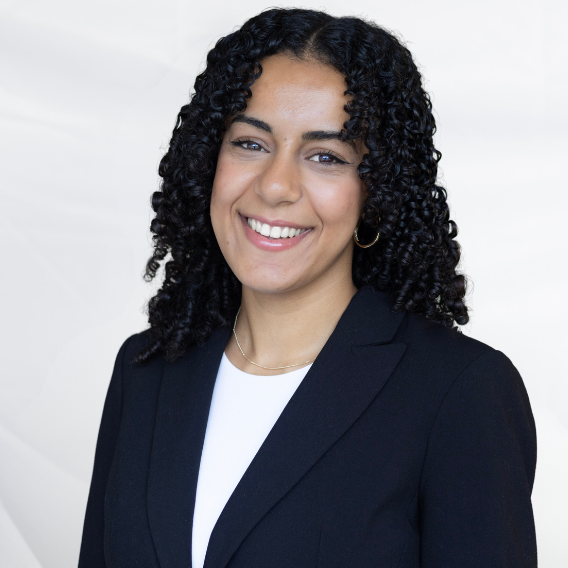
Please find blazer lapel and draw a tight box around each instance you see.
[204,286,407,568]
[147,324,232,568]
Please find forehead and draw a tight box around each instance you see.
[244,54,351,128]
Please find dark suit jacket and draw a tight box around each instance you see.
[78,285,537,568]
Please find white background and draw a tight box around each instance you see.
[1,0,567,566]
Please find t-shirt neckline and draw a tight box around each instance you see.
[221,351,313,379]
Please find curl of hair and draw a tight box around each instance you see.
[135,8,469,363]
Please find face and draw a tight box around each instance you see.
[210,54,366,294]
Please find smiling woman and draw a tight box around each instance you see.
[211,54,368,372]
[78,8,537,568]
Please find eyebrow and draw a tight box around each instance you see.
[230,114,357,151]
[231,115,272,133]
[301,130,357,151]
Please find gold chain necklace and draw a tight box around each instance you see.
[232,306,316,371]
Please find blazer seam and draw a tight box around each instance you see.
[315,524,323,568]
[394,515,410,568]
[103,334,133,567]
[145,348,167,562]
[121,334,135,378]
[416,347,496,493]
[336,320,355,348]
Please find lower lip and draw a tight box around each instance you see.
[240,215,312,251]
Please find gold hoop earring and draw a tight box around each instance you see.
[353,226,380,248]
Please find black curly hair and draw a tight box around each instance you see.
[135,7,469,363]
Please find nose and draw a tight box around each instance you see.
[254,150,302,207]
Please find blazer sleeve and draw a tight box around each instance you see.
[78,335,132,567]
[418,348,538,567]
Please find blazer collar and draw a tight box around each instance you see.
[336,284,406,346]
[147,285,407,568]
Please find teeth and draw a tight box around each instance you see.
[247,218,307,239]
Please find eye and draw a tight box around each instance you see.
[308,152,347,165]
[230,139,267,152]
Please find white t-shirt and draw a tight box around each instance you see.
[191,352,312,568]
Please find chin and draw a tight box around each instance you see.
[236,268,309,295]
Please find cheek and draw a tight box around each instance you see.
[210,156,239,224]
[211,150,257,214]
[310,177,365,230]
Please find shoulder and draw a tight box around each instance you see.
[110,329,165,391]
[411,324,538,566]
[397,308,490,359]
[392,313,538,491]
[110,329,152,367]
[120,329,153,360]
[418,334,537,492]
[395,308,511,381]
[393,310,533,426]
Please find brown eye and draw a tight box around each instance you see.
[308,152,345,165]
[231,139,266,152]
[242,141,262,151]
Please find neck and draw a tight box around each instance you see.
[226,269,358,376]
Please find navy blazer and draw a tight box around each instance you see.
[78,285,537,567]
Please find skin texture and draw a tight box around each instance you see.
[210,54,367,375]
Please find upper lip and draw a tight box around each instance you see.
[241,213,312,230]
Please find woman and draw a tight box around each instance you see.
[79,8,537,568]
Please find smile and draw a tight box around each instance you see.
[246,217,309,240]
[240,214,312,251]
